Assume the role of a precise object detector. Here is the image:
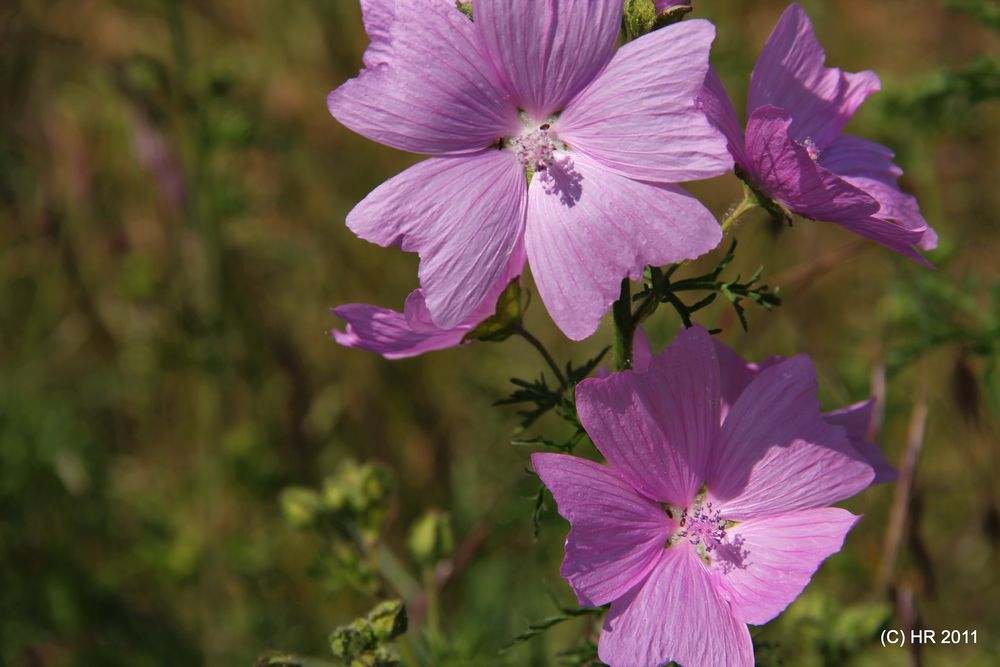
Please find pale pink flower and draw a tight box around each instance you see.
[329,0,731,340]
[533,326,875,667]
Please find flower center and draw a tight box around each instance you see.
[504,114,582,206]
[799,137,821,161]
[508,123,559,173]
[667,498,750,573]
[676,501,727,551]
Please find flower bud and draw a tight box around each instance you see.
[407,510,454,567]
[279,487,322,528]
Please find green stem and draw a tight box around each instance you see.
[516,327,567,388]
[720,187,760,235]
[612,279,633,371]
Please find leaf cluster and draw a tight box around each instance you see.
[634,240,782,332]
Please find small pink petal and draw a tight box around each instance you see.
[820,134,938,251]
[531,453,672,607]
[347,150,527,329]
[328,0,518,155]
[557,19,731,183]
[749,3,881,150]
[331,293,469,360]
[824,399,898,484]
[698,67,748,168]
[713,508,860,625]
[525,153,721,341]
[575,326,720,508]
[599,545,754,667]
[474,0,621,120]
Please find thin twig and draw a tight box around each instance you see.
[878,399,929,592]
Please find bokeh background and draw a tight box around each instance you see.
[1,0,998,665]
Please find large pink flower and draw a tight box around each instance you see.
[698,3,937,262]
[329,0,731,340]
[532,326,875,667]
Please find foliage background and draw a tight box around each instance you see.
[1,0,998,665]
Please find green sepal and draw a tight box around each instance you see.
[463,278,527,343]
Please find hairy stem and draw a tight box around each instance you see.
[612,279,634,370]
[720,187,760,234]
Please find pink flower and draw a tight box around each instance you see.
[532,326,876,667]
[698,3,937,262]
[331,247,524,359]
[329,0,731,341]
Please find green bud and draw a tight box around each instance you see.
[279,487,322,528]
[407,510,454,567]
[368,600,408,641]
[624,0,657,39]
[463,279,527,343]
[329,618,376,659]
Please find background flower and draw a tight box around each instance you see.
[699,3,938,261]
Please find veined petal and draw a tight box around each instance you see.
[820,134,938,251]
[557,19,731,182]
[360,0,395,67]
[599,545,754,667]
[745,105,880,223]
[698,67,749,168]
[331,292,469,360]
[824,399,897,484]
[749,3,880,150]
[475,0,621,120]
[524,153,721,340]
[347,150,527,329]
[531,453,671,607]
[328,0,518,155]
[713,508,860,625]
[710,356,874,520]
[575,326,721,508]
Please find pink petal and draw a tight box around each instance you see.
[655,0,691,9]
[575,326,720,508]
[713,337,759,422]
[745,105,880,222]
[557,20,731,183]
[599,545,754,667]
[474,0,621,120]
[632,327,654,373]
[749,3,881,150]
[531,453,672,607]
[824,399,898,484]
[697,67,748,168]
[710,356,875,520]
[820,134,938,251]
[347,150,527,329]
[328,0,518,155]
[524,153,721,340]
[331,292,469,360]
[360,0,395,68]
[713,508,860,625]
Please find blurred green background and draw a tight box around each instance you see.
[1,0,998,665]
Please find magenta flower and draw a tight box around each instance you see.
[331,247,524,360]
[698,3,937,261]
[328,0,731,341]
[532,326,875,667]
